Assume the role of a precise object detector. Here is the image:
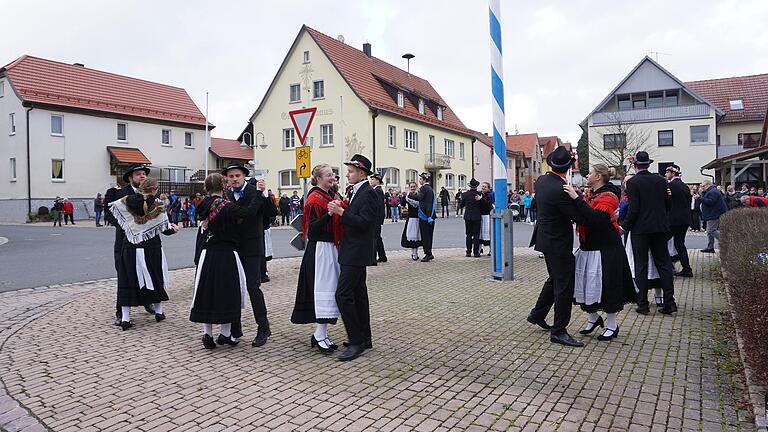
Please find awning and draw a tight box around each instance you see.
[107,146,151,164]
[702,146,768,169]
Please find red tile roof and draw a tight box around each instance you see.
[686,73,768,124]
[210,138,252,160]
[538,136,559,158]
[305,27,472,137]
[505,133,539,158]
[1,55,209,127]
[473,131,493,148]
[107,146,151,164]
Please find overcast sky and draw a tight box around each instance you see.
[3,1,767,146]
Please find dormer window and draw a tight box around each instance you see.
[418,99,425,114]
[729,99,744,110]
[437,106,443,120]
[397,91,404,108]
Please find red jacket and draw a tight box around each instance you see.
[62,201,74,214]
[747,196,768,207]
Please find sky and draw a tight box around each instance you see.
[2,0,767,146]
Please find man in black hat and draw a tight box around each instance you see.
[223,162,272,346]
[369,173,387,263]
[462,178,488,257]
[104,163,154,325]
[665,164,693,278]
[412,172,436,262]
[622,151,676,315]
[528,146,610,347]
[329,154,379,361]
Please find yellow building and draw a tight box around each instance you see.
[244,25,476,196]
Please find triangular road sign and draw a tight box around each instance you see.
[289,107,317,145]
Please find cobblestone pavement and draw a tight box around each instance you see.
[0,249,756,431]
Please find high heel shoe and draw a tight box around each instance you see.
[579,316,604,335]
[119,321,133,331]
[311,335,335,353]
[597,326,619,341]
[155,313,166,322]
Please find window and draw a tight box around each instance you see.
[184,132,193,147]
[320,124,333,146]
[117,123,127,141]
[10,158,16,181]
[603,133,626,150]
[0,81,4,97]
[445,173,455,189]
[664,89,679,106]
[51,115,63,135]
[617,94,631,111]
[458,174,467,189]
[397,92,404,108]
[437,106,443,120]
[729,99,744,110]
[406,169,418,184]
[280,169,300,187]
[429,135,435,155]
[647,91,664,108]
[444,139,455,157]
[657,162,674,176]
[739,132,762,149]
[658,130,673,147]
[717,134,721,146]
[303,51,310,63]
[388,125,396,148]
[404,129,418,151]
[283,128,296,149]
[632,93,646,109]
[9,113,16,135]
[384,167,400,187]
[690,125,709,144]
[459,142,465,160]
[162,129,171,146]
[51,159,64,180]
[313,80,325,99]
[418,99,425,114]
[166,168,187,182]
[290,84,301,102]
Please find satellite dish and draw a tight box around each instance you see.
[337,35,345,43]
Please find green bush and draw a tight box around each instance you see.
[720,208,768,387]
[27,212,39,223]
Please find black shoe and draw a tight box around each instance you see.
[675,270,693,277]
[473,253,481,258]
[343,338,372,349]
[261,276,270,283]
[597,326,619,341]
[466,252,471,257]
[421,255,434,262]
[154,313,166,322]
[144,305,156,314]
[251,328,271,347]
[202,334,217,349]
[526,315,553,330]
[217,334,240,346]
[636,306,650,315]
[579,316,604,335]
[119,321,133,331]
[377,257,388,263]
[659,303,678,315]
[550,332,584,347]
[338,344,365,361]
[700,248,716,253]
[311,335,335,353]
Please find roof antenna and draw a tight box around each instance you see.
[514,124,519,135]
[402,53,415,75]
[648,50,671,62]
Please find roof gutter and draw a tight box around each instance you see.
[25,104,34,217]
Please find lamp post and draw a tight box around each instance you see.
[241,131,268,176]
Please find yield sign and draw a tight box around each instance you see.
[288,107,317,145]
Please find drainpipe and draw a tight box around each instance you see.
[371,109,379,169]
[25,105,34,216]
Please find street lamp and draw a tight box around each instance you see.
[241,131,268,176]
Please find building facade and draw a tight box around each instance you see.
[505,133,542,192]
[247,26,476,197]
[473,131,524,192]
[0,56,210,222]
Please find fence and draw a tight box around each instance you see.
[158,181,204,198]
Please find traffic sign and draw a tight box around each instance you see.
[288,107,317,145]
[296,146,311,178]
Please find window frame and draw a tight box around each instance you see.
[289,83,301,103]
[458,174,467,189]
[279,169,301,188]
[51,159,64,181]
[184,131,194,148]
[9,113,16,135]
[444,139,455,158]
[404,129,418,151]
[50,114,64,136]
[459,142,465,160]
[313,80,325,99]
[729,99,744,110]
[603,133,627,150]
[664,89,679,106]
[418,99,425,114]
[162,129,172,146]
[397,92,404,108]
[739,132,762,149]
[690,125,710,145]
[437,106,443,120]
[657,130,674,147]
[303,51,310,63]
[0,81,4,98]
[283,128,296,150]
[388,125,396,148]
[10,157,16,182]
[445,173,455,189]
[117,122,128,142]
[406,169,418,184]
[384,167,400,187]
[320,123,334,147]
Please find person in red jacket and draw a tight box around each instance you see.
[62,199,75,225]
[740,195,768,208]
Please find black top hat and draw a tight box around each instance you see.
[469,178,480,188]
[122,163,150,183]
[419,172,431,181]
[221,162,250,177]
[633,151,653,165]
[665,164,681,175]
[546,146,576,172]
[370,172,383,181]
[343,154,373,175]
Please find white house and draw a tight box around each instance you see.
[0,55,211,222]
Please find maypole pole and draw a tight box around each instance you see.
[489,0,513,280]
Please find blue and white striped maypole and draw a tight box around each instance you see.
[489,0,511,279]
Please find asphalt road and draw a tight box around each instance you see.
[0,218,707,292]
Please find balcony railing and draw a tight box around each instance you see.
[425,153,451,169]
[593,104,710,125]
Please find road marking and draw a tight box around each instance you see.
[0,237,8,246]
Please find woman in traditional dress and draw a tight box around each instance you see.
[568,165,636,341]
[109,177,178,330]
[479,182,493,255]
[291,164,343,353]
[401,181,423,261]
[191,173,261,349]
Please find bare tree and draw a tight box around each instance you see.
[588,112,653,178]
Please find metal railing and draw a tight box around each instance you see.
[593,103,710,125]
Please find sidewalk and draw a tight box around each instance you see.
[0,249,755,431]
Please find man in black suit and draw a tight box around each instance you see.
[413,172,436,262]
[329,154,379,361]
[665,165,693,277]
[528,147,610,347]
[224,162,270,346]
[462,178,487,257]
[370,173,387,263]
[622,152,676,315]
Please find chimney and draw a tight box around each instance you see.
[363,42,371,57]
[73,63,85,67]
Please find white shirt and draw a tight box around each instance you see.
[349,180,369,203]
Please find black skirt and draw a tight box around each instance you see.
[575,242,637,313]
[401,217,422,248]
[117,246,169,307]
[292,240,339,325]
[189,248,244,324]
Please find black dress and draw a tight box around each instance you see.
[401,198,422,248]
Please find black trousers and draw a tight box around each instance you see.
[530,252,575,335]
[336,265,371,346]
[465,219,481,254]
[441,204,449,218]
[670,224,691,273]
[375,224,387,260]
[231,254,269,338]
[281,214,290,225]
[631,232,675,308]
[419,220,434,256]
[691,210,702,230]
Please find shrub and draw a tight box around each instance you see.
[720,208,768,386]
[27,212,39,223]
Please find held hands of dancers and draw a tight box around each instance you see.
[563,184,579,200]
[169,223,180,233]
[327,199,344,216]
